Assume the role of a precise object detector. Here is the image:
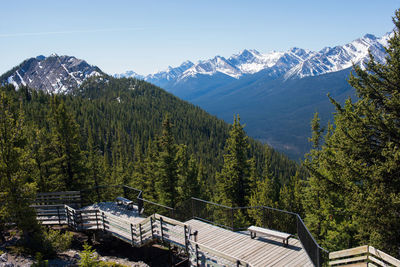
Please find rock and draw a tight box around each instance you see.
[0,253,7,262]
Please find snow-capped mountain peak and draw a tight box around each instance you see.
[114,32,390,85]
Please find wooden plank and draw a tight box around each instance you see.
[250,244,285,265]
[199,229,237,247]
[369,246,400,266]
[212,233,249,251]
[368,255,390,267]
[329,255,368,266]
[330,245,368,259]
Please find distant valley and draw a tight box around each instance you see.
[116,33,390,158]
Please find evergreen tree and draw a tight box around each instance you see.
[155,115,179,208]
[215,115,251,207]
[248,154,276,226]
[176,145,200,202]
[304,10,400,254]
[48,97,86,190]
[0,92,38,235]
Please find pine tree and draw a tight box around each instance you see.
[48,97,86,191]
[248,154,276,226]
[304,10,400,254]
[155,115,179,208]
[214,115,251,207]
[176,145,200,202]
[0,92,38,235]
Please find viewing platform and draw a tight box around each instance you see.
[31,185,325,266]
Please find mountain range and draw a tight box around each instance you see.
[116,33,389,89]
[0,33,391,158]
[114,33,390,158]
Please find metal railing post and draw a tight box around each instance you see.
[231,208,234,230]
[184,225,188,253]
[262,207,266,228]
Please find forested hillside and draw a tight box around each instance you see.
[0,75,301,210]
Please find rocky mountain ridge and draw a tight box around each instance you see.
[0,54,102,94]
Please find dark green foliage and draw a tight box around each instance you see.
[48,97,86,190]
[155,115,179,208]
[214,115,251,207]
[0,92,38,235]
[304,10,400,256]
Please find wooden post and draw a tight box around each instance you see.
[160,217,164,243]
[95,211,99,230]
[66,207,70,226]
[130,223,134,246]
[195,244,199,267]
[72,210,76,229]
[57,206,61,225]
[139,223,143,245]
[150,217,154,239]
[102,212,105,231]
[79,210,83,229]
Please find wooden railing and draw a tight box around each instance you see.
[34,191,81,207]
[188,240,253,267]
[329,245,400,266]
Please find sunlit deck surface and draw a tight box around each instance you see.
[83,201,145,224]
[186,219,313,267]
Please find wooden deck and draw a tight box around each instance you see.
[186,219,313,266]
[34,201,314,266]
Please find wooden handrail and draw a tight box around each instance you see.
[154,213,188,228]
[329,245,400,266]
[189,240,253,267]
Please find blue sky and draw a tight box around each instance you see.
[1,0,399,75]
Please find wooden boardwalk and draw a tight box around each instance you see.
[186,219,313,266]
[34,202,314,266]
